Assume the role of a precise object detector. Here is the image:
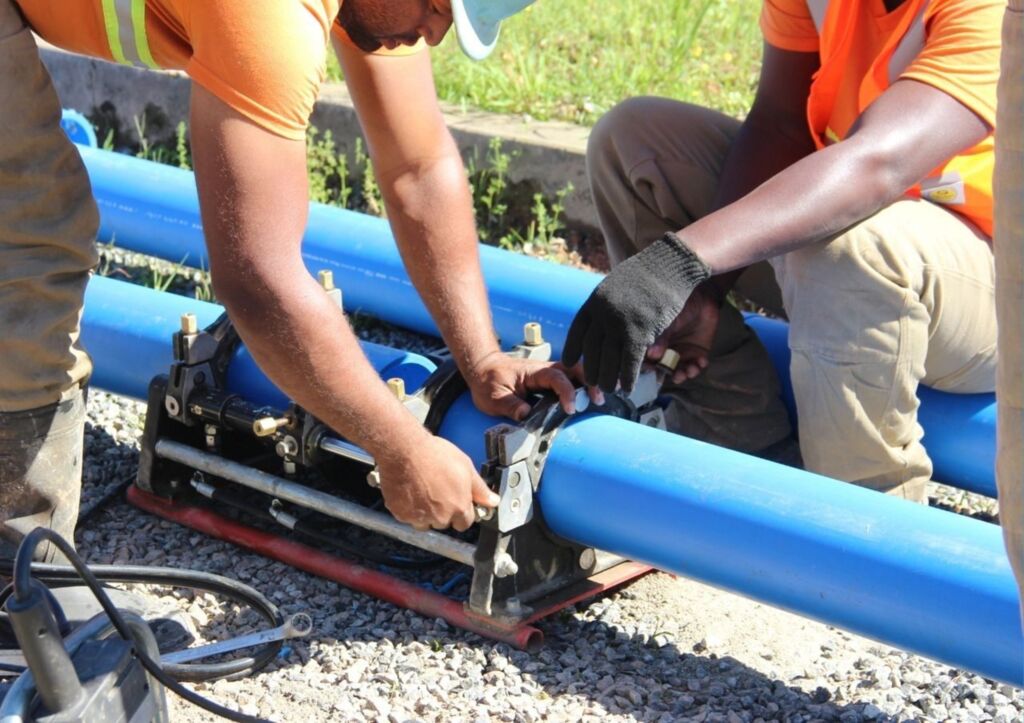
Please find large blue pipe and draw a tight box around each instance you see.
[77,146,998,496]
[82,275,435,403]
[81,276,1022,684]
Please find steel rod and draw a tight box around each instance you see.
[319,436,375,467]
[154,439,476,568]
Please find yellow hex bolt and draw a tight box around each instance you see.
[318,269,344,311]
[387,378,406,401]
[253,416,290,437]
[180,313,198,335]
[659,348,681,372]
[523,322,544,347]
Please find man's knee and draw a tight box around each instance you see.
[587,96,662,191]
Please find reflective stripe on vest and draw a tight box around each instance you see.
[887,2,928,82]
[807,0,829,33]
[100,0,158,69]
[805,0,929,82]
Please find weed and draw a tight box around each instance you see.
[498,183,573,255]
[175,121,191,170]
[98,114,581,268]
[353,138,384,217]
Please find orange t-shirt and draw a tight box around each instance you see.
[15,0,424,141]
[759,0,1002,235]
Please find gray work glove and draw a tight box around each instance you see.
[562,232,712,392]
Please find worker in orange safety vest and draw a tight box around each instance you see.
[570,0,1004,507]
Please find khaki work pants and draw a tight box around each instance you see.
[588,98,997,502]
[0,0,97,556]
[996,0,1024,602]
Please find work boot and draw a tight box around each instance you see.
[0,387,86,563]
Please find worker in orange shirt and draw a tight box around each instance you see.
[567,0,1002,503]
[0,0,545,559]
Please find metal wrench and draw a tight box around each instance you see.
[161,612,313,665]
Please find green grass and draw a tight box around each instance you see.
[327,0,763,125]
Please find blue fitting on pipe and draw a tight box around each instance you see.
[83,276,435,403]
[538,414,1023,686]
[80,277,1023,685]
[76,145,997,496]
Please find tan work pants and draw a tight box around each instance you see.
[0,0,97,556]
[588,98,997,502]
[996,0,1024,601]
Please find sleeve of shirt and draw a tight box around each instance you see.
[186,1,331,141]
[899,0,1002,128]
[330,19,427,57]
[760,0,820,53]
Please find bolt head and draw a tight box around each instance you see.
[523,322,544,346]
[318,269,335,291]
[180,313,198,335]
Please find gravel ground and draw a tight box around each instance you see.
[72,388,1022,723]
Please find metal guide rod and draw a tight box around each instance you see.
[319,436,375,467]
[153,439,476,567]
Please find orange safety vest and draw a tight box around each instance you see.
[805,0,995,236]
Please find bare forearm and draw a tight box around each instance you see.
[216,265,428,458]
[381,149,501,374]
[706,112,817,292]
[683,135,895,274]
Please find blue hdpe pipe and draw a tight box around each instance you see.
[77,145,997,496]
[81,275,1022,685]
[82,275,435,404]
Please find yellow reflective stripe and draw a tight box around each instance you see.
[130,0,158,69]
[100,0,129,65]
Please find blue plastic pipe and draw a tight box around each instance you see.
[78,145,597,354]
[745,315,998,496]
[81,276,1023,685]
[77,145,998,496]
[82,275,436,404]
[537,416,1023,686]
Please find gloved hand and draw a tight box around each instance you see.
[562,231,712,392]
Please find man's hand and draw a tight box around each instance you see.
[562,232,713,393]
[647,285,722,384]
[375,430,499,532]
[466,352,579,421]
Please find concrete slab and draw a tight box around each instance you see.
[39,46,598,232]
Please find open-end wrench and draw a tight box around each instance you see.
[161,612,313,664]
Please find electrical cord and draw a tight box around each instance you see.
[0,559,284,682]
[8,528,276,723]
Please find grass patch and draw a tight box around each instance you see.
[327,0,763,125]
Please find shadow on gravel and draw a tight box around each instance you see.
[516,610,894,723]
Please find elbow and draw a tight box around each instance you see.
[845,139,911,209]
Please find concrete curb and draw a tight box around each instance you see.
[40,47,599,232]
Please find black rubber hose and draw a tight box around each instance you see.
[8,528,272,723]
[0,558,284,682]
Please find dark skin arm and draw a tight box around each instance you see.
[649,43,991,381]
[682,75,991,271]
[649,44,819,381]
[336,40,577,420]
[190,85,497,532]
